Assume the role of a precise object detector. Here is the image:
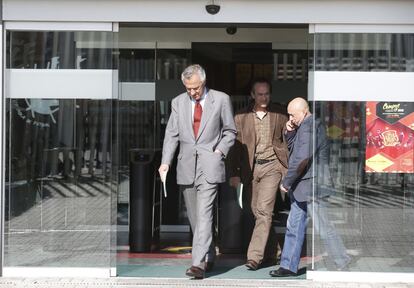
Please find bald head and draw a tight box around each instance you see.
[288,97,309,112]
[287,97,310,127]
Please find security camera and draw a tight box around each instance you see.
[226,27,237,35]
[205,4,220,15]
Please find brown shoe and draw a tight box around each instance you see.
[245,259,260,270]
[204,262,214,272]
[185,266,205,279]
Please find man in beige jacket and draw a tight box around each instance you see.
[227,78,288,270]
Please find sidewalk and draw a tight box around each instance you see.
[1,278,414,288]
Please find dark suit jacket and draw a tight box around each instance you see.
[282,115,329,202]
[227,103,289,184]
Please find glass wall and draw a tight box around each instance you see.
[310,33,414,272]
[4,30,117,269]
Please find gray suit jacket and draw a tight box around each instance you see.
[282,115,328,202]
[161,89,237,185]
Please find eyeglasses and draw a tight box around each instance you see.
[185,84,204,93]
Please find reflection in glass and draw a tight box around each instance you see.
[310,32,414,273]
[313,33,414,71]
[156,49,191,81]
[5,30,116,268]
[7,31,114,69]
[311,101,414,272]
[6,98,115,267]
[119,49,155,82]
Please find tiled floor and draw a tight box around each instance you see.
[4,176,414,278]
[5,176,114,267]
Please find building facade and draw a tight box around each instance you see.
[1,0,414,282]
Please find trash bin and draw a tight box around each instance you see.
[129,148,161,252]
[6,180,38,219]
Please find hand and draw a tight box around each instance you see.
[158,164,169,182]
[286,120,296,132]
[280,183,288,193]
[229,176,241,189]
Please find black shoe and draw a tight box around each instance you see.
[269,267,297,277]
[185,266,205,279]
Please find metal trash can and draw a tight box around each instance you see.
[129,148,160,252]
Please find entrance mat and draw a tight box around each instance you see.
[117,262,306,279]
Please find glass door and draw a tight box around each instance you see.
[3,23,118,276]
[115,25,311,278]
[308,25,414,279]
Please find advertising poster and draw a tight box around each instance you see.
[365,102,414,173]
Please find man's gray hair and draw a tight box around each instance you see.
[181,64,206,84]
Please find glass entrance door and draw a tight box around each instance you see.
[3,25,118,276]
[309,27,414,278]
[116,25,310,278]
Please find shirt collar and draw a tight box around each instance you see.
[252,106,268,115]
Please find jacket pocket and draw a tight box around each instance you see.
[203,152,225,184]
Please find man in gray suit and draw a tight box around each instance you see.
[158,64,236,279]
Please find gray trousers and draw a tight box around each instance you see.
[181,161,217,269]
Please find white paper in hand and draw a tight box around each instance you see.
[237,183,243,209]
[160,171,168,198]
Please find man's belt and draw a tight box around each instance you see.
[255,158,276,165]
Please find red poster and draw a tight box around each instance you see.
[365,102,414,173]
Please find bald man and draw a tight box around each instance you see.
[270,98,351,276]
[269,97,313,277]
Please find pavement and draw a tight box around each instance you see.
[1,278,414,288]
